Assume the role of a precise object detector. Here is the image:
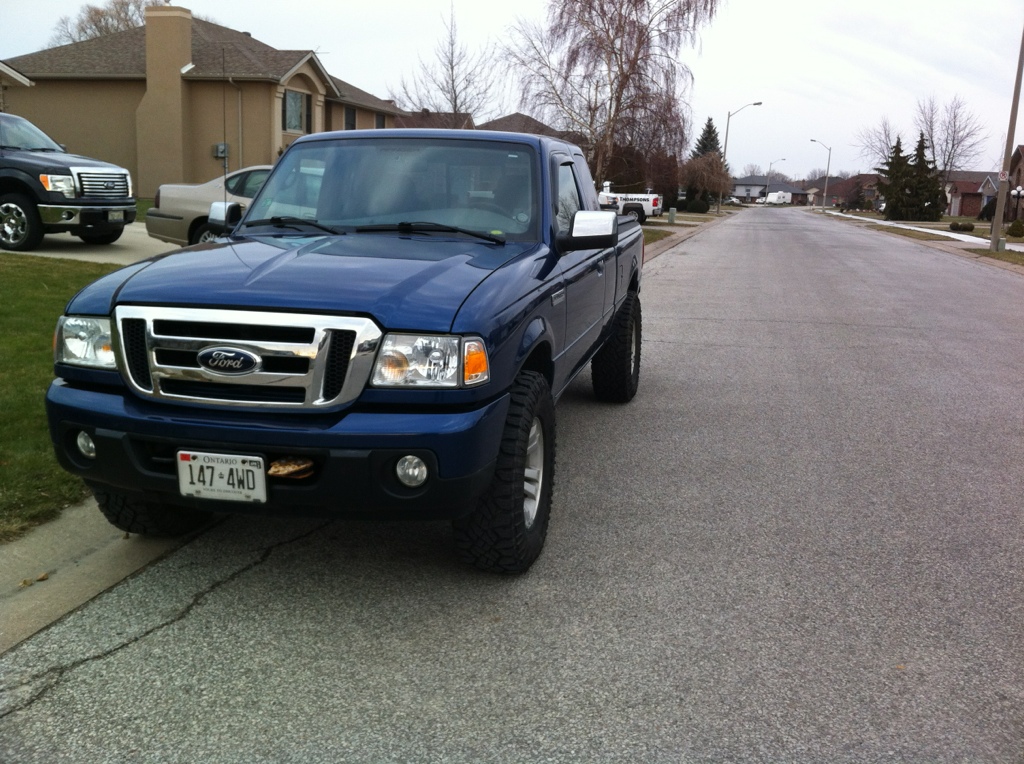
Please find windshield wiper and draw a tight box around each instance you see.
[241,216,342,236]
[356,221,505,245]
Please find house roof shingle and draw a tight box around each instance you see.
[1,17,400,114]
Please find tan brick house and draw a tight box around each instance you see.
[1,5,401,197]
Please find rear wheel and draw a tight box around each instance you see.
[191,222,222,245]
[0,193,44,251]
[624,206,646,224]
[90,484,212,537]
[453,371,555,574]
[591,291,641,403]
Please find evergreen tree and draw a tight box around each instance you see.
[848,180,866,211]
[875,137,910,221]
[908,132,944,221]
[687,117,723,203]
[690,117,722,159]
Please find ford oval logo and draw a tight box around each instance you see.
[197,347,262,376]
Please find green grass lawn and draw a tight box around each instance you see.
[0,254,120,541]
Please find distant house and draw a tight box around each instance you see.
[1,5,401,196]
[942,171,998,218]
[731,175,808,205]
[478,112,565,138]
[819,174,882,209]
[395,110,475,130]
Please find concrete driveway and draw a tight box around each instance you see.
[17,220,178,265]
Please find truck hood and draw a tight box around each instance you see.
[0,147,126,174]
[72,233,538,332]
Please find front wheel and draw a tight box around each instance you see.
[78,228,123,245]
[453,371,555,574]
[0,193,44,251]
[90,484,212,537]
[591,291,641,403]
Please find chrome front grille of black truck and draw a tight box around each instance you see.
[72,167,132,199]
[114,307,383,409]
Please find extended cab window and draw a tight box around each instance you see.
[555,163,582,234]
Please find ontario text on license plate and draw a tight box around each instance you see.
[177,451,266,503]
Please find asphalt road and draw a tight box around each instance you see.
[2,209,1023,762]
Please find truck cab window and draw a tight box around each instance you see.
[556,163,581,234]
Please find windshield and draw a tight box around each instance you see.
[244,137,540,242]
[0,114,64,152]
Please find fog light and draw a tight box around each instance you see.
[395,455,428,488]
[62,210,75,221]
[76,431,97,459]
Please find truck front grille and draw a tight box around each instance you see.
[114,307,383,410]
[73,167,131,199]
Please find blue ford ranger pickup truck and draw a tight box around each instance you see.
[46,129,644,573]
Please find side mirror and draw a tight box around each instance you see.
[209,201,243,229]
[557,210,618,252]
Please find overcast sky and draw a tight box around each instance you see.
[2,0,1024,181]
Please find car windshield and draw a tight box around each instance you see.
[0,114,64,152]
[243,136,540,242]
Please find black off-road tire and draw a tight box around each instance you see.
[90,484,212,537]
[78,228,124,245]
[453,371,555,574]
[0,192,44,251]
[591,291,641,403]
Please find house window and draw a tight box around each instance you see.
[375,113,386,129]
[345,107,357,130]
[283,90,312,133]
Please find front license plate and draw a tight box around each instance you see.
[177,451,266,503]
[108,210,124,222]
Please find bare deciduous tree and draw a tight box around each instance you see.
[504,0,720,182]
[49,0,168,46]
[681,152,731,197]
[742,163,762,177]
[914,94,987,182]
[390,4,501,127]
[856,116,901,168]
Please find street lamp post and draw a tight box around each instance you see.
[716,101,762,214]
[764,158,784,202]
[1012,186,1023,220]
[811,139,832,213]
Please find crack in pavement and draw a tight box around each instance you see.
[0,520,332,719]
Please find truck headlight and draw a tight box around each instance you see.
[371,334,489,388]
[39,174,76,198]
[55,316,116,369]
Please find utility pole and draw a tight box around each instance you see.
[989,18,1024,251]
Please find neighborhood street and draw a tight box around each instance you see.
[2,208,1023,762]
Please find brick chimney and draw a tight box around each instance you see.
[136,6,193,197]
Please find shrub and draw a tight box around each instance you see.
[959,221,974,232]
[1009,219,1024,238]
[949,222,961,231]
[686,198,710,214]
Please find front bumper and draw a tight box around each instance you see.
[39,203,137,229]
[47,380,509,520]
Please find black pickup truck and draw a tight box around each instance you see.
[0,112,136,251]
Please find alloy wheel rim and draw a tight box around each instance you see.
[522,417,544,528]
[0,203,27,246]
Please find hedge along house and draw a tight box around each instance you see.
[1,5,401,197]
